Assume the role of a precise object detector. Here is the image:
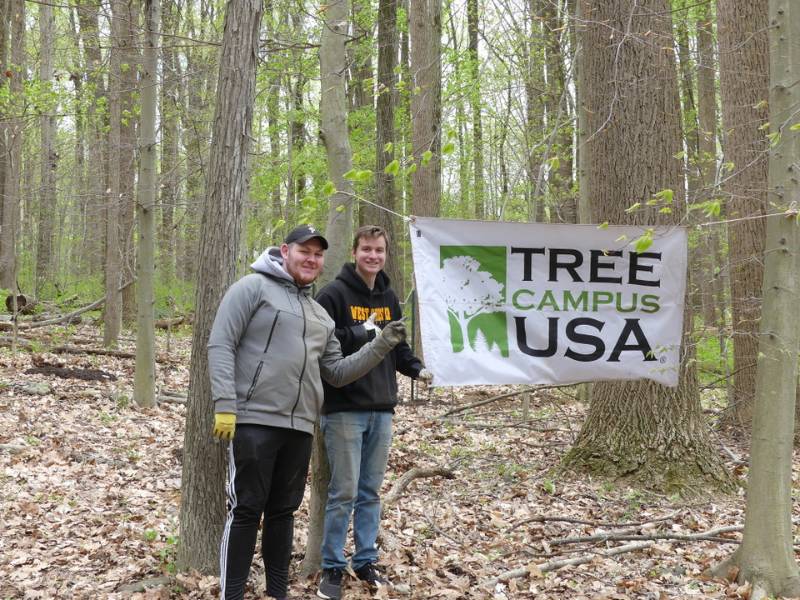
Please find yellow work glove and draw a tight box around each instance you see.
[213,412,237,440]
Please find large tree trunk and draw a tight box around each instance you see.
[366,0,403,296]
[35,2,57,296]
[561,0,732,493]
[134,0,160,409]
[0,0,24,290]
[301,0,355,576]
[717,0,769,427]
[177,0,263,575]
[409,0,441,361]
[710,4,800,594]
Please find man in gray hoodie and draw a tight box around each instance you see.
[208,224,407,600]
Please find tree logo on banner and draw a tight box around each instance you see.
[439,246,509,357]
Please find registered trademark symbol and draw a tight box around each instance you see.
[659,356,667,364]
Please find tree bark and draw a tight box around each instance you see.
[302,0,355,575]
[0,0,24,290]
[120,0,140,325]
[467,0,484,219]
[177,0,263,575]
[105,0,125,347]
[561,0,732,494]
[717,0,769,427]
[159,0,181,288]
[368,0,403,297]
[709,4,800,593]
[35,2,57,296]
[76,1,107,275]
[134,0,160,409]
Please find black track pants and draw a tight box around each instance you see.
[219,424,313,600]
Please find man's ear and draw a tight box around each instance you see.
[280,243,290,260]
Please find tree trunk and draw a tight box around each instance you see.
[409,0,442,220]
[710,4,800,593]
[367,0,403,297]
[467,0,484,220]
[105,0,125,347]
[177,0,263,575]
[35,2,57,296]
[301,0,355,576]
[76,1,107,275]
[179,3,217,282]
[134,0,159,409]
[120,0,140,325]
[0,0,8,249]
[319,0,355,283]
[67,7,86,279]
[159,0,180,288]
[409,0,441,361]
[0,0,24,290]
[717,0,769,428]
[561,0,732,494]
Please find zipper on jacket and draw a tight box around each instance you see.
[290,290,309,429]
[244,311,281,406]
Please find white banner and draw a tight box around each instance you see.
[409,217,688,387]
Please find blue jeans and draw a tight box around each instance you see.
[320,411,393,570]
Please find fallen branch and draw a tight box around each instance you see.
[482,541,656,589]
[482,525,744,589]
[550,524,742,546]
[437,389,528,418]
[383,467,455,509]
[0,296,105,331]
[158,395,187,405]
[437,384,574,419]
[507,511,681,533]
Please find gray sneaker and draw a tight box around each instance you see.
[317,568,343,600]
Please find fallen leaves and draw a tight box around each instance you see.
[0,329,770,599]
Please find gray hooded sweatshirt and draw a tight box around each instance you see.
[208,247,397,434]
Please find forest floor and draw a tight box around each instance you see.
[0,327,776,599]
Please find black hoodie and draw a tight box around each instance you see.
[316,263,423,413]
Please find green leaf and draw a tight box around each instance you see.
[336,204,346,213]
[547,156,560,170]
[321,181,337,196]
[384,160,400,176]
[405,163,418,176]
[673,150,685,159]
[355,169,373,183]
[654,188,674,203]
[634,230,654,253]
[421,150,433,166]
[624,202,641,214]
[790,123,800,132]
[658,207,672,214]
[343,169,358,181]
[383,142,394,153]
[597,222,609,230]
[441,141,456,155]
[615,234,628,243]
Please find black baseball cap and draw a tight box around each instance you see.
[284,224,329,249]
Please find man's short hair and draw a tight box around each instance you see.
[353,225,389,251]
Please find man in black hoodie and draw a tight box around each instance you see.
[315,225,432,600]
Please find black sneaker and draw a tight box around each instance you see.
[317,568,343,600]
[354,563,389,588]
